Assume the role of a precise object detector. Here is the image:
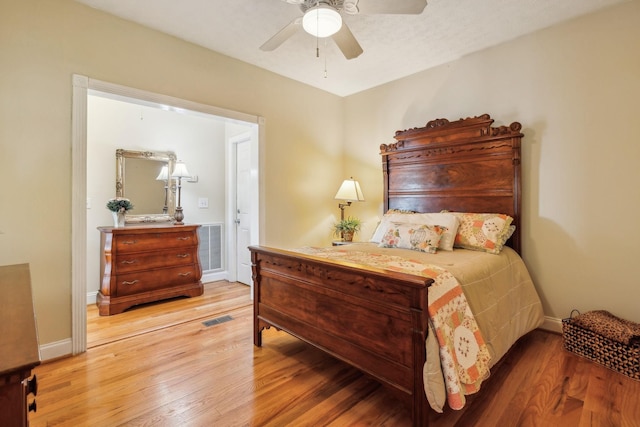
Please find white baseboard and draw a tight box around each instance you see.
[86,290,98,305]
[203,271,228,283]
[540,315,563,334]
[39,338,73,361]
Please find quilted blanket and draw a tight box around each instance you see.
[294,247,491,409]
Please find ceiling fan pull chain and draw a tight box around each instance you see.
[324,38,328,78]
[315,0,320,58]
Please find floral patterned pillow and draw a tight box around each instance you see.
[451,213,514,254]
[370,211,459,251]
[378,222,447,254]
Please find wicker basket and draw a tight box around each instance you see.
[562,310,640,381]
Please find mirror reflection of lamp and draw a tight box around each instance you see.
[171,161,191,225]
[155,165,169,214]
[334,176,365,221]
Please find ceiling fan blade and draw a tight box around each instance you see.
[260,17,303,51]
[356,0,427,15]
[332,23,363,60]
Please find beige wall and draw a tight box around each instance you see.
[345,1,640,324]
[0,0,344,348]
[2,0,638,353]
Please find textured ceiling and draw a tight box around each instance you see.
[76,0,627,97]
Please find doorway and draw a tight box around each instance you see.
[231,134,253,287]
[72,75,262,354]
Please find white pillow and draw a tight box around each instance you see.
[370,212,460,251]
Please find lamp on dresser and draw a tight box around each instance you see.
[171,161,191,225]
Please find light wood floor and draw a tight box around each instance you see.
[31,281,640,426]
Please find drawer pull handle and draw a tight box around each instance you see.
[27,374,38,396]
[177,254,190,258]
[178,272,192,277]
[123,240,138,245]
[176,236,191,241]
[122,280,139,285]
[121,260,137,264]
[28,399,37,413]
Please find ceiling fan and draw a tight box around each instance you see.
[260,0,428,60]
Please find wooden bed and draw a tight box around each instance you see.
[249,114,526,426]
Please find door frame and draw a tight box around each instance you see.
[71,74,263,354]
[226,133,257,292]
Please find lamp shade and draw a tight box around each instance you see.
[155,165,169,181]
[171,161,191,179]
[302,4,342,38]
[334,178,364,202]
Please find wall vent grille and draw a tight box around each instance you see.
[198,223,223,273]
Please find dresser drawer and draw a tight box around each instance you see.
[114,248,197,273]
[114,230,196,253]
[115,265,200,296]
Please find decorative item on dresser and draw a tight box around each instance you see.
[0,263,40,426]
[171,160,191,226]
[97,224,203,316]
[106,197,134,228]
[115,149,176,224]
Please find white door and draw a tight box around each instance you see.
[235,139,252,285]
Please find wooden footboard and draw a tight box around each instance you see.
[250,246,433,426]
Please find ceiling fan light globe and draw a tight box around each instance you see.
[302,5,342,38]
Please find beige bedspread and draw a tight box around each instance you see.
[315,243,544,412]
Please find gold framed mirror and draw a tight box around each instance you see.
[115,149,176,223]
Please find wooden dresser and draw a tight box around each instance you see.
[0,264,40,427]
[97,224,203,316]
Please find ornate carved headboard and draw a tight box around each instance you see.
[380,114,523,253]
